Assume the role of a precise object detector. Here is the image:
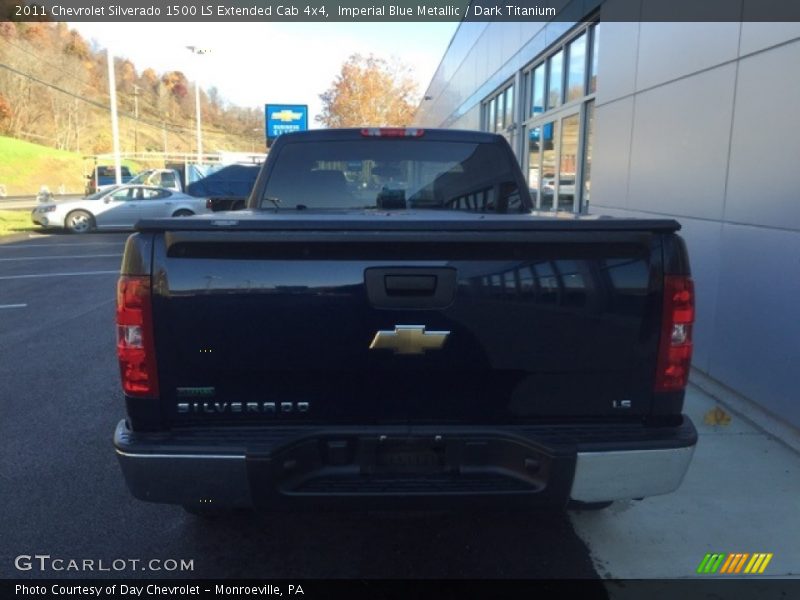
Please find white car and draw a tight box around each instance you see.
[31,185,211,233]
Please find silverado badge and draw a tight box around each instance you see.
[369,325,450,355]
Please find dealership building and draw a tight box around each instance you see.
[416,7,800,428]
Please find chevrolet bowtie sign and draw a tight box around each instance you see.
[265,104,308,144]
[271,109,303,122]
[369,325,450,355]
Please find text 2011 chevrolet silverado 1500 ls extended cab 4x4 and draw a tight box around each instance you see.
[113,128,697,514]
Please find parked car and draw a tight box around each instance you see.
[31,185,211,233]
[126,165,260,211]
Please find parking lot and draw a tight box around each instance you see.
[1,229,798,584]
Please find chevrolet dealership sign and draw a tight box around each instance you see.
[265,104,308,143]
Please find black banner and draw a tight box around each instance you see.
[3,0,800,22]
[4,579,800,600]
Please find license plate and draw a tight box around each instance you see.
[376,441,443,472]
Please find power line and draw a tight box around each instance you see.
[0,60,236,138]
[0,36,108,98]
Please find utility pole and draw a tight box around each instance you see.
[162,119,168,157]
[107,48,122,185]
[133,84,140,155]
[74,97,80,153]
[186,46,211,165]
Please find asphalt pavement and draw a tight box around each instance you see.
[0,230,602,581]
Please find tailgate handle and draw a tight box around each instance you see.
[385,275,437,296]
[365,267,456,309]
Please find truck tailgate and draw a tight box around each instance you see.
[143,218,675,426]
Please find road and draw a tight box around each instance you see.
[0,230,602,581]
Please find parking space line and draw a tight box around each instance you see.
[0,270,119,280]
[0,303,27,309]
[0,254,123,261]
[1,242,124,249]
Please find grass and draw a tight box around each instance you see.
[0,209,36,236]
[0,136,144,196]
[0,136,86,196]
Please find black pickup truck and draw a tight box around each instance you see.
[113,128,697,514]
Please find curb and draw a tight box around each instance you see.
[690,368,800,456]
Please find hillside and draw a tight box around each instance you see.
[0,136,85,195]
[0,136,145,195]
[0,22,264,168]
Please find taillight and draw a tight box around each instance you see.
[360,128,424,137]
[116,275,159,397]
[655,275,695,392]
[206,198,213,210]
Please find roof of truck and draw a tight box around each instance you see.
[274,128,503,144]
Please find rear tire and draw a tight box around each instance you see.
[65,210,94,234]
[172,209,194,217]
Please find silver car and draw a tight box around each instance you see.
[31,185,211,233]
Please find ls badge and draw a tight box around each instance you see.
[369,325,450,355]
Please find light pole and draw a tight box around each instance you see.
[186,46,211,164]
[106,48,122,185]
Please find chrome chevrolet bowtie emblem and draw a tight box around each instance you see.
[369,325,450,355]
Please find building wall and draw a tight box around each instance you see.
[417,9,800,427]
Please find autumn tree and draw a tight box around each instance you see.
[0,21,265,159]
[316,54,419,127]
[0,94,12,134]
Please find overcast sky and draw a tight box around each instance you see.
[69,22,459,125]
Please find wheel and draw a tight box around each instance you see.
[65,210,94,234]
[567,500,613,511]
[172,209,194,217]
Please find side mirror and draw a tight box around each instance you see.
[104,197,112,204]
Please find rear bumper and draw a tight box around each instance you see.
[114,417,697,510]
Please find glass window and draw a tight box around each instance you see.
[583,100,595,209]
[487,99,496,132]
[262,139,525,213]
[540,120,558,211]
[504,86,514,129]
[495,94,504,131]
[161,172,177,187]
[110,188,131,201]
[143,188,171,199]
[531,64,545,117]
[567,33,587,102]
[547,50,563,110]
[527,126,541,207]
[589,25,599,93]
[558,114,579,211]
